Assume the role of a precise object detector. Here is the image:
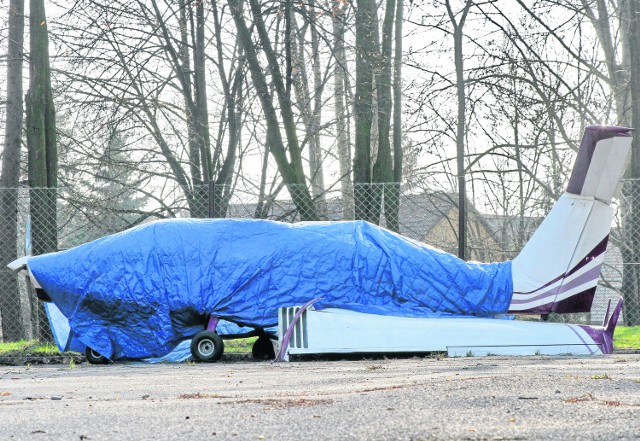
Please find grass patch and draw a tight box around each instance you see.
[0,340,61,357]
[2,328,637,358]
[0,336,259,359]
[614,326,640,349]
[32,342,61,355]
[223,337,257,353]
[0,340,34,356]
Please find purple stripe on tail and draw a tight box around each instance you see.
[565,325,597,355]
[513,236,608,296]
[564,236,609,278]
[511,237,608,314]
[511,264,602,305]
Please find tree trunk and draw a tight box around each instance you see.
[210,0,243,218]
[331,4,354,220]
[372,0,397,231]
[290,9,327,218]
[0,0,24,191]
[614,0,638,325]
[193,0,212,183]
[621,214,640,325]
[446,0,472,260]
[454,22,466,260]
[623,0,640,325]
[187,0,213,218]
[353,0,378,223]
[581,0,631,126]
[0,0,25,342]
[386,0,403,233]
[151,0,212,217]
[27,0,57,341]
[228,0,316,220]
[308,4,327,217]
[178,0,207,218]
[177,0,202,192]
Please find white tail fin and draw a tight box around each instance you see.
[509,126,632,314]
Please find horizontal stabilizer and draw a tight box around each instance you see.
[7,256,29,273]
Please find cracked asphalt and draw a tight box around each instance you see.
[1,354,640,440]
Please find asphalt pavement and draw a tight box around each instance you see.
[1,354,640,440]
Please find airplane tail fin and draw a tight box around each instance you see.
[509,126,633,314]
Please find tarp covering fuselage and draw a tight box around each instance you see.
[29,219,513,360]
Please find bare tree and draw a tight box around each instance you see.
[390,0,404,231]
[228,0,317,220]
[445,0,473,259]
[26,0,56,341]
[353,0,378,222]
[50,0,248,219]
[210,0,245,217]
[331,1,354,219]
[623,0,640,325]
[0,0,25,341]
[353,0,403,228]
[150,0,213,215]
[290,2,328,217]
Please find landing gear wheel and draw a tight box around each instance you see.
[252,336,275,360]
[85,347,109,364]
[190,331,224,362]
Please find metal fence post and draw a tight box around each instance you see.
[208,181,215,218]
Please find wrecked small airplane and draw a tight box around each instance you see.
[8,125,631,362]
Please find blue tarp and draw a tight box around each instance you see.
[29,219,513,360]
[43,302,251,362]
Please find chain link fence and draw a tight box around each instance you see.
[1,182,639,343]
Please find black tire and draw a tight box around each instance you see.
[190,331,224,362]
[85,347,109,365]
[252,336,275,360]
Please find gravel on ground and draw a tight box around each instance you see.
[1,354,639,440]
